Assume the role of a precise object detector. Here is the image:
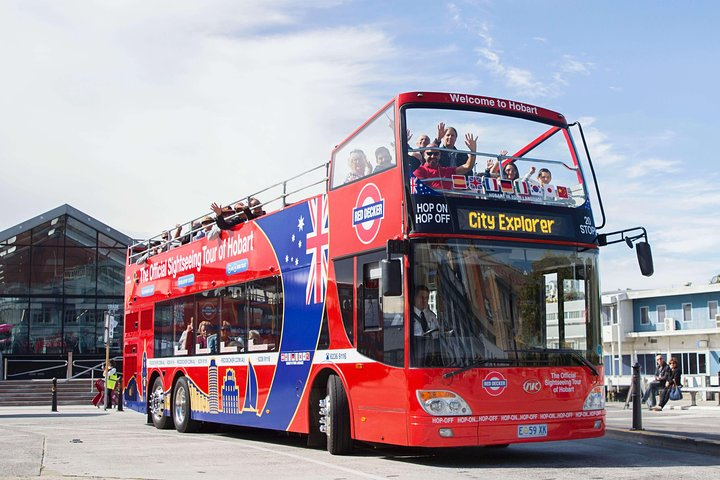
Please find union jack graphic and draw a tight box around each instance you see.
[305,195,329,304]
[468,175,483,191]
[410,176,418,194]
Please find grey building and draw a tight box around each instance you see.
[0,205,131,379]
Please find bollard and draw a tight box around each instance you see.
[51,377,58,412]
[631,363,643,431]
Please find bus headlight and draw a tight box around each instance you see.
[583,386,605,411]
[416,390,472,416]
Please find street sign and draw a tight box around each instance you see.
[108,314,116,339]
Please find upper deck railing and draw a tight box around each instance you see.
[128,163,329,265]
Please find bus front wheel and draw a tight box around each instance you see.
[325,375,352,455]
[150,376,172,429]
[173,377,200,433]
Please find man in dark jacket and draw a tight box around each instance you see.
[642,354,670,408]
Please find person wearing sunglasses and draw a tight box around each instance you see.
[652,357,682,411]
[413,135,477,190]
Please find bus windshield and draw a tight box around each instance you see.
[410,240,600,369]
[404,107,586,207]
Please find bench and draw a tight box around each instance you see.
[682,386,720,406]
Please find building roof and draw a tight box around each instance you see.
[0,204,132,245]
[603,283,720,302]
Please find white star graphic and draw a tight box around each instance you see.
[297,215,305,231]
[291,234,295,242]
[298,240,302,248]
[295,258,299,266]
[285,255,289,263]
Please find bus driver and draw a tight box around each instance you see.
[412,285,441,366]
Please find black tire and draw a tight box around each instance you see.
[326,375,352,455]
[150,376,173,429]
[173,377,200,433]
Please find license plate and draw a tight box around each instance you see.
[517,424,548,438]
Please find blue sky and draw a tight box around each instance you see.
[1,0,718,292]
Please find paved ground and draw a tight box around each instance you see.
[605,396,720,455]
[1,399,718,479]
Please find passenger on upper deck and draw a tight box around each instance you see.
[247,197,266,219]
[373,146,394,173]
[412,136,477,190]
[537,168,552,185]
[344,149,369,184]
[435,122,468,168]
[210,197,265,231]
[193,217,216,241]
[211,202,247,230]
[407,133,431,172]
[502,162,519,181]
[521,166,552,185]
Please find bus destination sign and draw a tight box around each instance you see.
[456,207,573,239]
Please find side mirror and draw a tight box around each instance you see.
[381,259,402,296]
[636,241,654,277]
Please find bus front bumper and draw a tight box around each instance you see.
[408,411,605,447]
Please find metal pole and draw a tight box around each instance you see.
[51,377,58,412]
[104,312,110,379]
[631,362,643,431]
[117,376,123,412]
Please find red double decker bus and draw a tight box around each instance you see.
[122,91,652,454]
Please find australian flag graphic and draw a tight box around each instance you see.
[252,195,327,429]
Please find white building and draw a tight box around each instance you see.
[602,283,720,396]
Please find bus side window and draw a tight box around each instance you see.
[334,257,355,345]
[247,276,282,352]
[220,286,246,353]
[356,251,386,364]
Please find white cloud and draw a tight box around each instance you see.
[0,1,397,239]
[559,55,594,75]
[578,120,720,290]
[475,48,548,98]
[625,158,682,178]
[448,8,593,99]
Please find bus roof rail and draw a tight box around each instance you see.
[128,162,329,264]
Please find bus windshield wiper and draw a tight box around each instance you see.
[504,348,599,377]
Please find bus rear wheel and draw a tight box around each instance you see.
[150,377,172,429]
[173,377,200,433]
[325,375,352,455]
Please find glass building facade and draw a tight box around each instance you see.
[0,205,131,379]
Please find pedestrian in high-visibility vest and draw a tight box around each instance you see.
[104,360,118,411]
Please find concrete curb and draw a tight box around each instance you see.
[606,427,720,457]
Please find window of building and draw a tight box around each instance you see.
[670,352,707,375]
[682,303,692,322]
[656,305,666,324]
[640,306,649,325]
[708,301,718,320]
[636,353,657,376]
[605,354,632,376]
